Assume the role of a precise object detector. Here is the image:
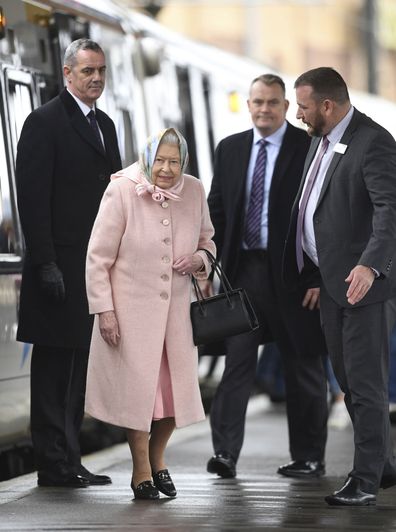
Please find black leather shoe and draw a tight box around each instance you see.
[325,477,376,506]
[277,460,325,478]
[207,451,236,478]
[153,469,177,497]
[38,472,89,488]
[131,480,160,500]
[380,474,396,489]
[78,465,112,485]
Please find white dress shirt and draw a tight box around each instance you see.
[301,106,354,265]
[66,88,104,145]
[243,121,287,249]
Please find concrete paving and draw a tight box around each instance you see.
[1,396,396,531]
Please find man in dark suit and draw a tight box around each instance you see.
[284,67,396,506]
[204,74,328,479]
[16,39,122,488]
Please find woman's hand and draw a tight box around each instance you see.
[198,279,214,297]
[173,253,204,275]
[99,310,120,347]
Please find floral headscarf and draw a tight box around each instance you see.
[134,128,188,202]
[110,128,189,202]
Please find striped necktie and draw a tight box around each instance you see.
[244,138,268,249]
[295,136,329,272]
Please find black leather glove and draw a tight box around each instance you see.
[38,261,65,302]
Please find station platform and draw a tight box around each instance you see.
[1,396,396,531]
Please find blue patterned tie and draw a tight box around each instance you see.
[295,136,329,272]
[87,110,104,149]
[244,139,268,248]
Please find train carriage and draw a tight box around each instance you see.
[2,0,396,480]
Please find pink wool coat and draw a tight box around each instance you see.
[85,164,215,431]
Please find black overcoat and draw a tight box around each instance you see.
[16,88,122,348]
[207,122,326,354]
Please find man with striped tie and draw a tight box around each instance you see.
[204,74,328,479]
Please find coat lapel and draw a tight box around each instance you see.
[316,109,360,208]
[268,123,298,206]
[236,130,254,202]
[60,89,106,157]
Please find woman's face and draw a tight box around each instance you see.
[152,143,181,189]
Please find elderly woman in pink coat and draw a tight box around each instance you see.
[85,128,215,500]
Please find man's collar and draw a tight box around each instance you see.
[253,120,287,146]
[66,88,95,116]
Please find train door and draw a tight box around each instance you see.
[188,67,214,193]
[90,23,140,166]
[174,66,198,179]
[0,65,37,453]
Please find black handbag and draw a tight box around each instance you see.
[190,249,259,346]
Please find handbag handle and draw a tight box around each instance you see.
[191,249,234,313]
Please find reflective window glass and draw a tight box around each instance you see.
[0,103,15,255]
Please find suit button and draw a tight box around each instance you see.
[162,256,170,264]
[163,237,171,245]
[161,274,169,281]
[98,173,107,181]
[162,219,170,226]
[160,292,169,300]
[161,201,169,209]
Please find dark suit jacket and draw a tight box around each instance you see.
[284,108,396,307]
[16,88,122,348]
[208,122,326,353]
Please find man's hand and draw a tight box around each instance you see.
[302,287,320,310]
[345,265,375,305]
[99,310,120,347]
[38,262,65,302]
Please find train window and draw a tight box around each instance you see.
[0,69,36,266]
[175,66,198,178]
[0,95,16,257]
[4,70,35,166]
[121,110,138,165]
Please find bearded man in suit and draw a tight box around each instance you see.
[204,74,328,479]
[284,66,396,506]
[16,38,122,488]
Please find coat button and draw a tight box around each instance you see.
[161,201,169,209]
[162,256,170,263]
[162,219,170,226]
[163,237,171,245]
[160,292,169,300]
[98,173,107,181]
[161,274,169,281]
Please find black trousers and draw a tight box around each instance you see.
[30,344,89,474]
[210,250,328,463]
[320,284,396,493]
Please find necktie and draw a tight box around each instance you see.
[87,110,104,149]
[244,139,268,249]
[295,136,330,272]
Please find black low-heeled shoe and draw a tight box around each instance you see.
[152,469,177,497]
[131,479,160,500]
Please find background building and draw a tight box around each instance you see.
[118,0,396,102]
